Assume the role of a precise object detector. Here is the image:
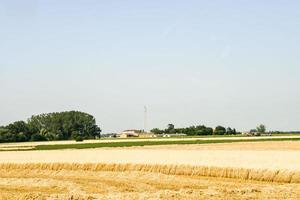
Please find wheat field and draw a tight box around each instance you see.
[1,163,300,200]
[1,141,300,199]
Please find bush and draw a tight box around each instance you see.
[31,134,47,141]
[0,131,16,143]
[75,136,84,142]
[16,132,27,142]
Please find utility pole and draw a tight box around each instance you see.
[144,106,147,133]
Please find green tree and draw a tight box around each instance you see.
[0,111,101,143]
[27,111,101,140]
[149,124,235,137]
[16,132,27,142]
[256,124,266,133]
[150,128,163,134]
[214,126,226,135]
[232,128,237,135]
[30,133,47,141]
[0,128,15,143]
[166,124,175,133]
[226,127,237,135]
[6,121,29,136]
[205,127,214,135]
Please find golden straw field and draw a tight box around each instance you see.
[1,140,300,199]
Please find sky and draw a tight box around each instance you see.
[0,0,300,133]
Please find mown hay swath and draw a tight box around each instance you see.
[0,163,299,184]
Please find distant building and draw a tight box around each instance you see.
[119,130,140,138]
[156,133,187,138]
[242,131,262,136]
[119,130,155,138]
[138,132,155,138]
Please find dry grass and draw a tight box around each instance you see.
[0,163,300,200]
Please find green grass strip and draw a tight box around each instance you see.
[32,137,300,151]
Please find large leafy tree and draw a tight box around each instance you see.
[6,121,29,134]
[27,111,101,140]
[6,121,31,141]
[0,111,101,143]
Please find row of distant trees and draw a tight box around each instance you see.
[151,124,238,136]
[0,111,101,143]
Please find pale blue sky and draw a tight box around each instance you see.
[0,0,300,132]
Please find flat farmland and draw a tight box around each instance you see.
[1,135,300,151]
[1,141,300,170]
[1,166,300,200]
[0,140,300,199]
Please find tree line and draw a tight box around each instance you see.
[151,124,238,136]
[0,111,101,143]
